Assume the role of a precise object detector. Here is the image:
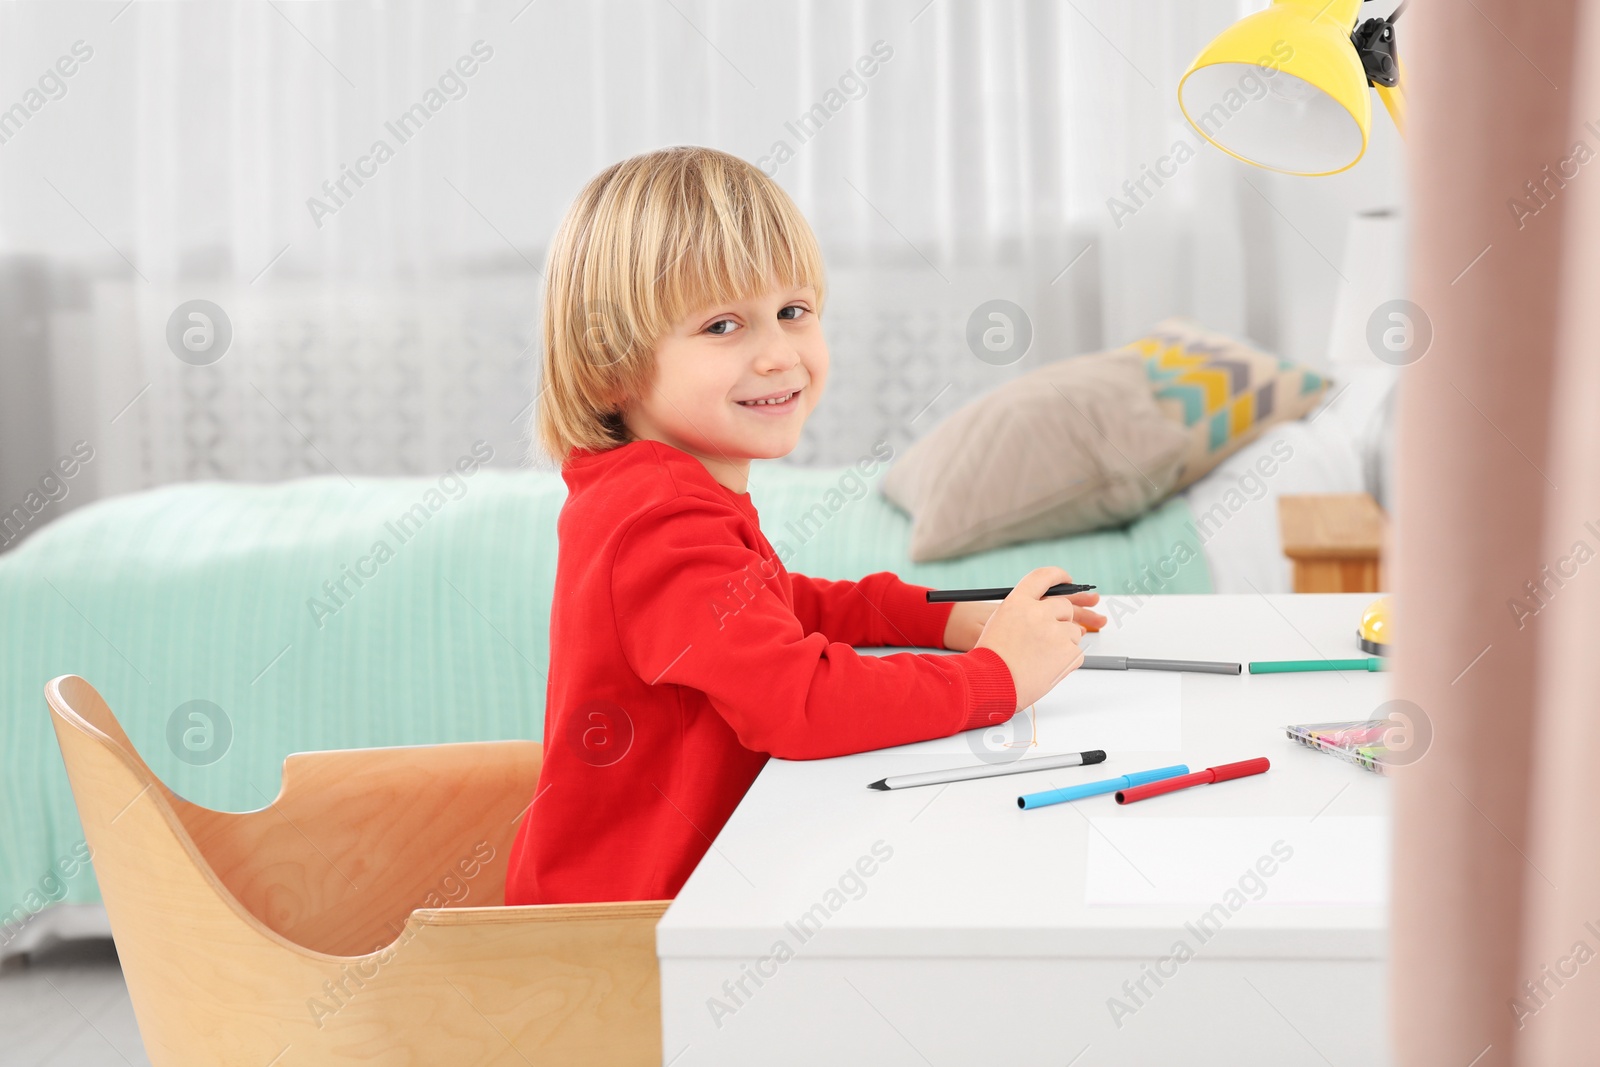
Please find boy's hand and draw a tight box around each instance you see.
[973,567,1107,712]
[943,580,1105,652]
[943,600,998,651]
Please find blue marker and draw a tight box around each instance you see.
[1017,764,1190,810]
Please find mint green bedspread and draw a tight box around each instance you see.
[0,464,1209,922]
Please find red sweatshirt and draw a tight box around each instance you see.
[503,438,1017,905]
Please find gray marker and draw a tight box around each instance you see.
[1080,655,1240,675]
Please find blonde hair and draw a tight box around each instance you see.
[533,146,827,466]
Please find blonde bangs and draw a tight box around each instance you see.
[534,147,826,466]
[646,159,826,342]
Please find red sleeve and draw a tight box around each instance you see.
[787,571,955,648]
[611,497,1017,760]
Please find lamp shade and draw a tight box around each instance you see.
[1179,0,1372,176]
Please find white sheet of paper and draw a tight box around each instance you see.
[1029,668,1181,753]
[1084,816,1388,907]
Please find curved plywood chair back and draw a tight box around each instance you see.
[45,674,667,1066]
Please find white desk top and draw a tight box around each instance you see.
[658,593,1392,962]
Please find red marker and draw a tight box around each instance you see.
[1114,757,1270,804]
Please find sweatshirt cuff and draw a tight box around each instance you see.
[878,574,956,648]
[953,646,1017,731]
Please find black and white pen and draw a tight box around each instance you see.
[868,749,1107,791]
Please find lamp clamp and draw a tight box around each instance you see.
[1352,18,1399,87]
[1352,0,1405,89]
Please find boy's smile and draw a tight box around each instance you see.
[621,279,827,494]
[733,385,803,413]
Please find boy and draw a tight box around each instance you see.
[506,146,1101,905]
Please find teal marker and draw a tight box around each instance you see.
[1017,764,1189,810]
[1249,657,1389,674]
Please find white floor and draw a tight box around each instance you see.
[0,940,150,1067]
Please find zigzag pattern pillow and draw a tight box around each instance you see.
[1128,318,1331,490]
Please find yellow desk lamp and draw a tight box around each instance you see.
[1181,1,1405,651]
[1179,0,1406,177]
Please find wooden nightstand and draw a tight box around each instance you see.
[1278,493,1388,593]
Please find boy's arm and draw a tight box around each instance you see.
[787,571,955,649]
[612,497,1016,761]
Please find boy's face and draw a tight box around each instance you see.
[622,279,827,490]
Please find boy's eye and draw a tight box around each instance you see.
[778,305,808,321]
[705,318,739,336]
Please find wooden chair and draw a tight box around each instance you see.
[43,674,669,1066]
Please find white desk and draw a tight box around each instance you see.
[658,594,1392,1066]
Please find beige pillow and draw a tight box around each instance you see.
[881,350,1190,562]
[1126,318,1332,490]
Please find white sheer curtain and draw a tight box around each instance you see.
[0,0,1394,509]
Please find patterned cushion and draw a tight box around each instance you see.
[1128,318,1332,490]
